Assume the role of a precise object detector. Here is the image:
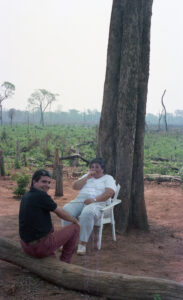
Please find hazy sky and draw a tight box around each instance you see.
[0,0,183,115]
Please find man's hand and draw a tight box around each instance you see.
[84,198,96,205]
[73,171,96,190]
[87,170,96,179]
[54,207,80,227]
[72,217,80,227]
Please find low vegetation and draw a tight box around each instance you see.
[0,124,183,178]
[144,130,183,176]
[0,124,97,174]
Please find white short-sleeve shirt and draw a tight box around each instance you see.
[71,174,116,203]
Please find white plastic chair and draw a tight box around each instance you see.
[94,184,121,250]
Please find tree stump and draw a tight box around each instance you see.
[53,148,59,179]
[0,237,183,300]
[16,140,20,161]
[55,164,63,196]
[0,149,5,176]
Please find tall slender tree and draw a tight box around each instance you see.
[98,0,153,233]
[0,82,15,126]
[8,108,16,127]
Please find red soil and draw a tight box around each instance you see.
[0,172,183,299]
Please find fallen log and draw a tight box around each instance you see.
[76,140,96,147]
[151,157,182,163]
[0,237,183,300]
[151,157,169,162]
[144,174,182,182]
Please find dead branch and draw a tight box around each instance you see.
[60,154,89,165]
[76,141,96,147]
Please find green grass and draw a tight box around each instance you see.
[0,124,97,170]
[144,130,183,175]
[1,125,183,177]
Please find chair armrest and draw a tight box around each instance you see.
[99,199,121,212]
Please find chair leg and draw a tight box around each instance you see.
[112,222,116,241]
[111,210,116,241]
[97,223,103,250]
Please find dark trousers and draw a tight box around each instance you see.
[20,224,80,263]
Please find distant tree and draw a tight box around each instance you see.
[28,89,58,126]
[0,82,15,125]
[8,108,16,127]
[146,113,158,125]
[68,109,81,123]
[175,110,183,118]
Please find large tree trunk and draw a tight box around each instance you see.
[0,238,183,300]
[98,0,153,233]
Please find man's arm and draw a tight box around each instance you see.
[72,171,96,190]
[53,207,80,226]
[84,188,115,205]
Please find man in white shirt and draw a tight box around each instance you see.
[62,158,116,255]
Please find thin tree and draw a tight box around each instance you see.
[158,111,163,131]
[158,89,167,131]
[0,82,15,126]
[161,89,167,132]
[98,0,153,233]
[8,108,16,127]
[28,89,58,126]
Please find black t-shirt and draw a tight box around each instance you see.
[19,187,57,243]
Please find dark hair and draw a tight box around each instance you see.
[31,169,51,187]
[89,157,105,171]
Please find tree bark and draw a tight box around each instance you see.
[98,0,153,233]
[0,238,183,300]
[0,149,5,176]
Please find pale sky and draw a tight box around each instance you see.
[0,0,183,115]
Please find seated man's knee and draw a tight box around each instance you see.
[63,203,73,215]
[79,206,95,221]
[63,203,70,210]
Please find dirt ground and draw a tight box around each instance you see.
[0,171,183,300]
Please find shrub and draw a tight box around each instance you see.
[14,159,21,169]
[14,174,30,197]
[153,295,162,300]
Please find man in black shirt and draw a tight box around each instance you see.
[19,169,80,263]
